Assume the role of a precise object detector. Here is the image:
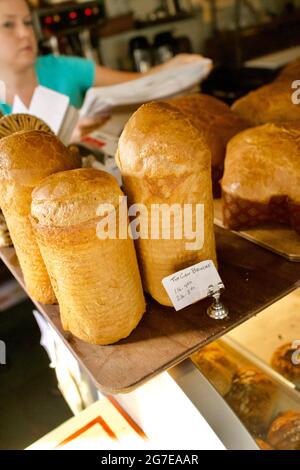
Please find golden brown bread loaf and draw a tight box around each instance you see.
[116,101,217,307]
[31,168,146,345]
[221,122,300,233]
[0,114,53,247]
[0,130,81,303]
[271,343,300,386]
[276,57,300,82]
[192,343,238,396]
[165,94,247,197]
[225,367,277,436]
[231,81,300,126]
[267,411,300,450]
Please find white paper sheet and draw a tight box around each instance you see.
[80,58,212,118]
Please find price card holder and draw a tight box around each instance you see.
[162,260,229,320]
[206,282,228,320]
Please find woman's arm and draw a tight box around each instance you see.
[93,54,205,87]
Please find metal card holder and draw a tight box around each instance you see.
[207,281,229,320]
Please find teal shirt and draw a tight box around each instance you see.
[0,54,95,115]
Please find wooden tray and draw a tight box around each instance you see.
[1,226,300,394]
[214,199,300,262]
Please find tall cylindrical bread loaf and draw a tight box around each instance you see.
[31,168,146,345]
[0,130,81,303]
[116,101,217,307]
[0,114,54,247]
[165,94,247,196]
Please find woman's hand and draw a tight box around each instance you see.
[70,115,110,142]
[146,54,208,75]
[93,54,208,87]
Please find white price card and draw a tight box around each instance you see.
[162,260,223,311]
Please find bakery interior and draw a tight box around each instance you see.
[0,0,300,451]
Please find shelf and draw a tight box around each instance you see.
[1,225,300,394]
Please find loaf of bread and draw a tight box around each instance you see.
[276,57,300,82]
[192,343,238,396]
[0,114,53,247]
[116,101,217,307]
[31,168,146,345]
[221,122,300,233]
[0,130,81,303]
[267,411,300,450]
[271,343,300,387]
[165,94,247,197]
[231,81,300,126]
[225,367,277,436]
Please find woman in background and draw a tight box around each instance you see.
[0,0,205,121]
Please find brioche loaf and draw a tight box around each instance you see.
[231,81,300,126]
[0,114,53,247]
[221,122,300,233]
[165,94,247,196]
[116,101,217,307]
[0,130,81,303]
[31,168,146,345]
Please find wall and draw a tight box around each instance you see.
[100,0,300,68]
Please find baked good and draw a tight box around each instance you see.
[0,130,81,303]
[31,168,146,345]
[116,101,217,307]
[255,439,273,450]
[0,113,52,139]
[221,122,300,233]
[267,411,300,450]
[225,367,277,436]
[165,94,247,197]
[276,57,300,82]
[0,114,53,247]
[271,343,300,386]
[192,343,238,396]
[231,81,300,126]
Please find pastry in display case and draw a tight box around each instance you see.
[267,410,300,450]
[255,439,273,450]
[192,343,237,396]
[0,129,81,303]
[192,288,300,450]
[271,343,300,387]
[31,168,146,345]
[225,367,277,436]
[116,101,217,306]
[164,93,247,197]
[193,338,300,449]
